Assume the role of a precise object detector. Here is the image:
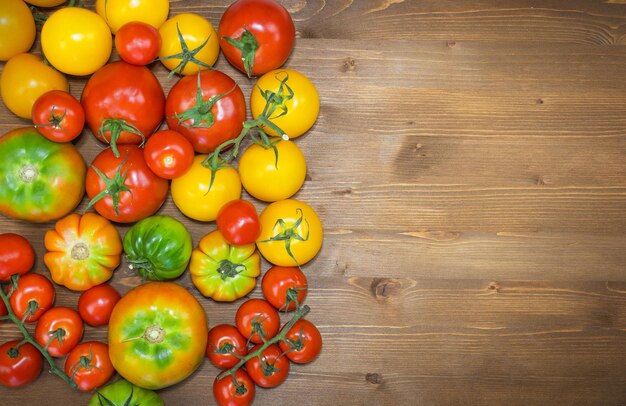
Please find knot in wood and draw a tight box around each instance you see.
[341,57,357,72]
[365,372,383,384]
[488,281,500,292]
[371,278,401,299]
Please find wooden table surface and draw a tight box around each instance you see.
[3,0,626,404]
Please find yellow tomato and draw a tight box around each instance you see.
[0,53,68,119]
[24,0,67,6]
[256,199,323,267]
[96,0,169,34]
[250,69,320,139]
[239,139,307,202]
[0,0,36,61]
[171,155,241,222]
[41,7,112,76]
[158,13,219,76]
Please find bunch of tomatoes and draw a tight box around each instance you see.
[0,0,324,404]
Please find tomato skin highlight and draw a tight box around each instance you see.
[0,340,43,388]
[115,21,162,66]
[35,306,84,357]
[206,324,249,369]
[213,369,256,406]
[143,130,195,179]
[8,273,56,322]
[32,90,85,143]
[216,199,262,246]
[78,284,121,327]
[0,233,35,282]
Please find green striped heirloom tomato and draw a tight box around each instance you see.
[108,282,208,390]
[0,127,86,222]
[190,229,260,302]
[123,215,193,281]
[88,379,163,406]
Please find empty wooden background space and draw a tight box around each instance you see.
[2,0,626,404]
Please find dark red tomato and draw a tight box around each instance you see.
[81,61,165,156]
[143,129,195,179]
[0,340,43,388]
[0,233,35,282]
[216,199,261,246]
[235,298,280,344]
[207,324,248,369]
[77,284,121,327]
[245,343,289,388]
[165,69,246,153]
[9,273,55,322]
[86,145,169,223]
[218,0,295,77]
[0,296,7,321]
[32,90,85,142]
[261,266,307,311]
[34,306,84,357]
[115,21,162,66]
[278,319,322,363]
[64,341,114,391]
[213,369,255,406]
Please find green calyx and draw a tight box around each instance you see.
[161,23,213,77]
[86,155,132,217]
[217,260,246,281]
[99,119,144,158]
[224,29,259,78]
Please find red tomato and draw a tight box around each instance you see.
[34,306,84,357]
[77,284,121,327]
[235,299,280,344]
[32,90,85,143]
[115,21,162,66]
[8,273,55,322]
[86,145,169,223]
[206,324,248,369]
[165,69,246,153]
[216,199,261,246]
[0,233,35,282]
[0,296,6,321]
[261,266,307,311]
[81,61,165,156]
[213,369,255,406]
[143,129,195,179]
[218,0,295,77]
[245,343,289,388]
[278,319,322,363]
[64,341,114,391]
[0,340,43,388]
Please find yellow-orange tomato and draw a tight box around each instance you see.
[44,213,122,291]
[0,0,36,61]
[96,0,169,34]
[24,0,67,6]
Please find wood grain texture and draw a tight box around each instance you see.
[3,0,626,405]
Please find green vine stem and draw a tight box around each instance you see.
[0,278,78,389]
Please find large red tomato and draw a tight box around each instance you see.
[81,61,165,156]
[165,69,246,153]
[86,145,169,223]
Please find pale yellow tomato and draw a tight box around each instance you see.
[171,155,242,222]
[96,0,169,34]
[1,53,69,119]
[0,0,36,61]
[41,7,112,76]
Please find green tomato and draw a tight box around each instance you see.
[88,379,163,406]
[123,215,192,280]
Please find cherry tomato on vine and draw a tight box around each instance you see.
[32,90,85,143]
[0,233,35,282]
[77,284,121,327]
[262,266,308,311]
[278,319,322,363]
[216,199,261,246]
[0,0,36,62]
[0,340,43,388]
[143,130,195,179]
[235,298,280,344]
[213,369,256,406]
[206,324,248,369]
[115,21,162,66]
[218,0,295,77]
[245,344,289,388]
[9,273,55,322]
[65,341,114,391]
[34,306,84,357]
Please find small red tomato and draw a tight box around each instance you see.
[207,324,248,369]
[0,233,35,282]
[143,129,195,179]
[64,341,114,391]
[32,90,85,142]
[0,340,43,388]
[213,369,255,406]
[278,319,322,363]
[216,199,261,246]
[9,273,56,322]
[261,266,307,311]
[245,343,289,388]
[77,284,121,327]
[35,306,84,357]
[115,21,162,66]
[235,299,280,344]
